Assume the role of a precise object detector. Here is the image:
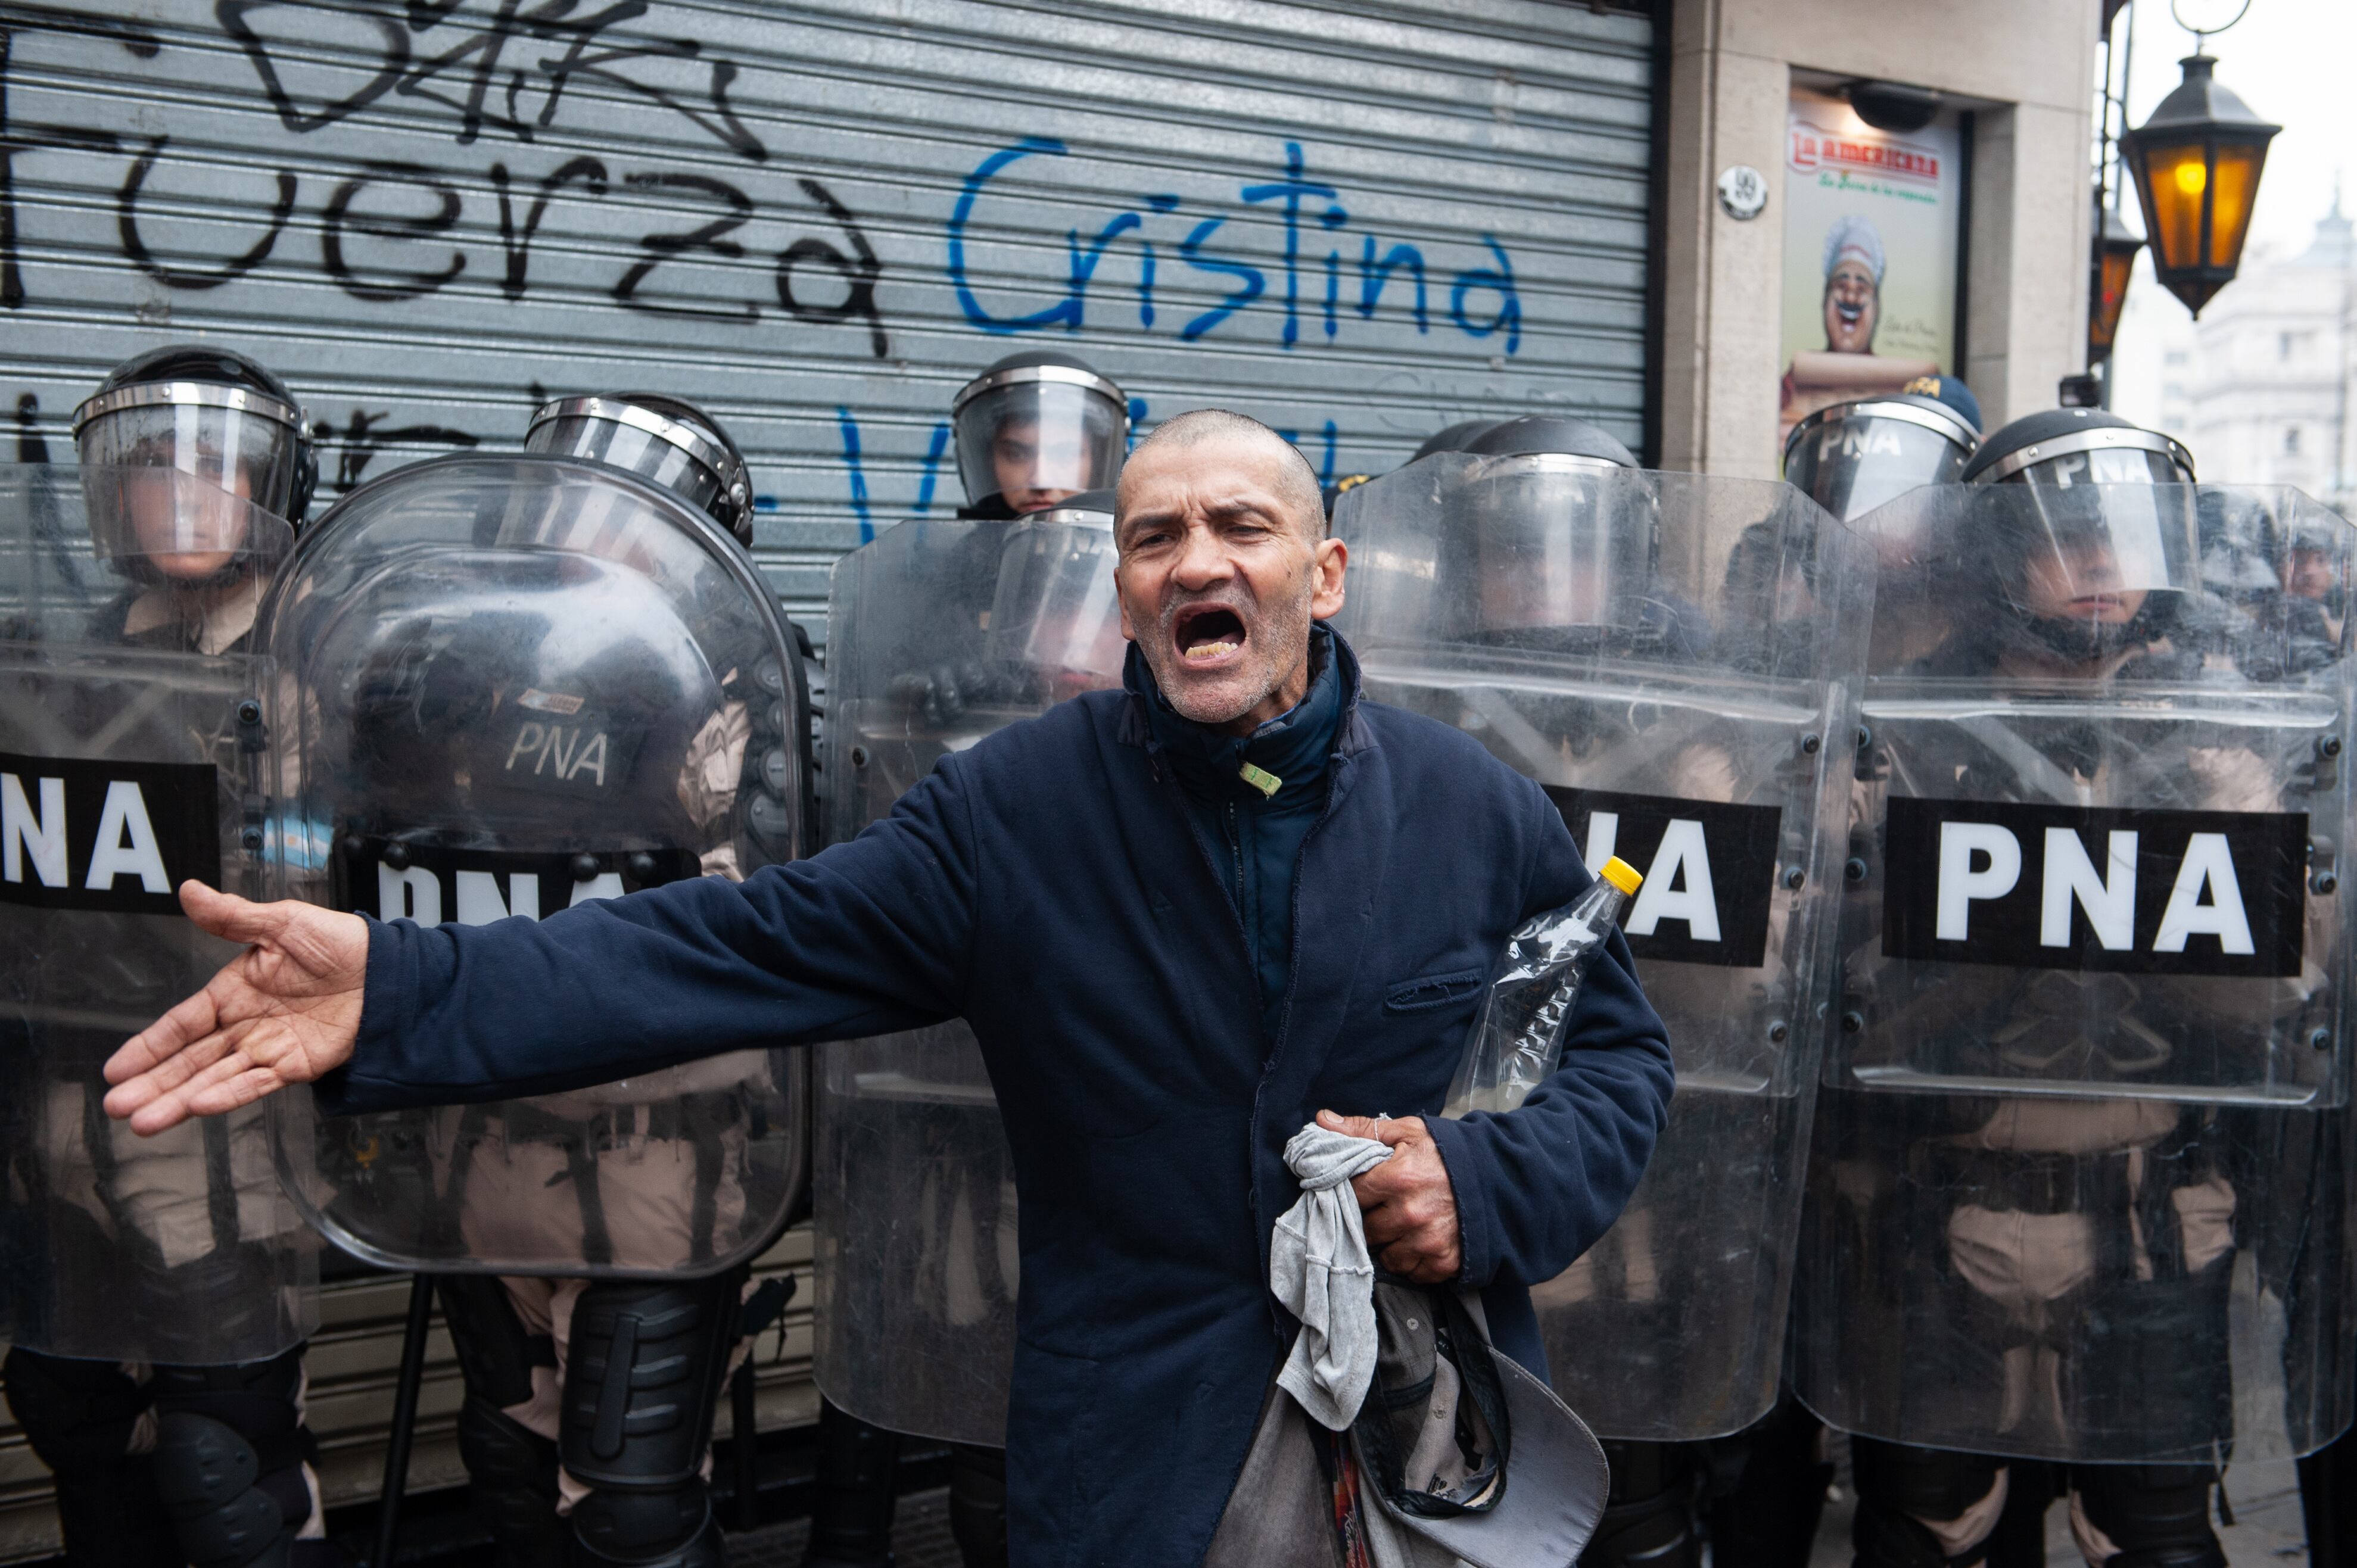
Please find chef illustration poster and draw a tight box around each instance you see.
[1779,85,1964,443]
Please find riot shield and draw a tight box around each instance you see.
[262,456,810,1279]
[1794,482,2357,1463]
[0,463,317,1364]
[1330,454,1869,1441]
[812,513,1124,1445]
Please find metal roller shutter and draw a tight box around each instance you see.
[0,0,1655,1551]
[1,0,1657,649]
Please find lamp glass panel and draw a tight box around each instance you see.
[2092,248,2134,348]
[2137,140,2208,273]
[2207,141,2268,267]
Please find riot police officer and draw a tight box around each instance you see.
[1798,409,2353,1568]
[1,346,330,1566]
[805,359,1125,1568]
[258,392,812,1568]
[1332,413,1867,1568]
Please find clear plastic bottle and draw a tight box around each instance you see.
[1441,856,1645,1118]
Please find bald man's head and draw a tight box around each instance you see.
[1117,409,1325,539]
[1110,407,1349,733]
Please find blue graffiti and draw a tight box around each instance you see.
[945,139,1517,354]
[1451,236,1520,355]
[911,420,954,516]
[948,138,1082,334]
[1178,217,1262,342]
[835,405,873,542]
[1239,143,1338,349]
[1360,239,1427,333]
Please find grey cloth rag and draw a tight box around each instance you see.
[1271,1121,1395,1431]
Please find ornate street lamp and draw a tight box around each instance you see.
[2088,201,2144,363]
[2120,39,2280,317]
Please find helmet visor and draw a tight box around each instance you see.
[82,465,294,577]
[77,400,303,522]
[1785,412,1972,522]
[1463,455,1654,640]
[954,381,1125,513]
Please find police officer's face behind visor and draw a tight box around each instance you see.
[993,418,1088,513]
[130,456,254,582]
[1113,428,1347,735]
[2019,537,2147,627]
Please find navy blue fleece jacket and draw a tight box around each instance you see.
[322,629,1674,1568]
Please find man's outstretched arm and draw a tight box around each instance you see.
[108,761,980,1133]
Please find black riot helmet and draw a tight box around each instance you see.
[525,392,755,546]
[1412,419,1501,463]
[951,351,1128,518]
[73,344,317,525]
[1957,410,2202,666]
[1466,414,1639,470]
[1782,391,1979,522]
[1961,407,2194,488]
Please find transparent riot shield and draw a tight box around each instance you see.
[0,464,317,1364]
[813,513,1124,1445]
[1331,455,1869,1441]
[1794,482,2357,1463]
[262,456,810,1279]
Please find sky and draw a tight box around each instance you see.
[2106,0,2353,297]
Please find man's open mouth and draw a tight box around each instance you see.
[1835,301,1864,326]
[1173,604,1247,665]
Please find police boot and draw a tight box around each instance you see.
[1,1346,182,1566]
[440,1276,568,1568]
[150,1348,325,1568]
[948,1444,1007,1568]
[1849,1440,2009,1568]
[804,1398,901,1567]
[562,1273,743,1568]
[2072,1465,2227,1568]
[1579,1440,1701,1568]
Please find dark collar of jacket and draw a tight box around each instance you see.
[1119,621,1371,785]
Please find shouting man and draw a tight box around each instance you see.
[105,409,1673,1567]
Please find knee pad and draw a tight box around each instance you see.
[1584,1441,1701,1568]
[149,1349,320,1568]
[151,1412,307,1568]
[569,1479,724,1567]
[2074,1464,2225,1568]
[4,1346,154,1469]
[949,1444,1008,1568]
[805,1398,901,1567]
[456,1395,566,1568]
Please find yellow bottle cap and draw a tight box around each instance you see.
[1599,856,1643,896]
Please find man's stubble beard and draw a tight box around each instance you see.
[1143,563,1318,728]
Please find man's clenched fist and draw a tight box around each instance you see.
[1313,1109,1462,1284]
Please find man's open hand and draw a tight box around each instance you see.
[1315,1109,1462,1284]
[102,881,369,1135]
